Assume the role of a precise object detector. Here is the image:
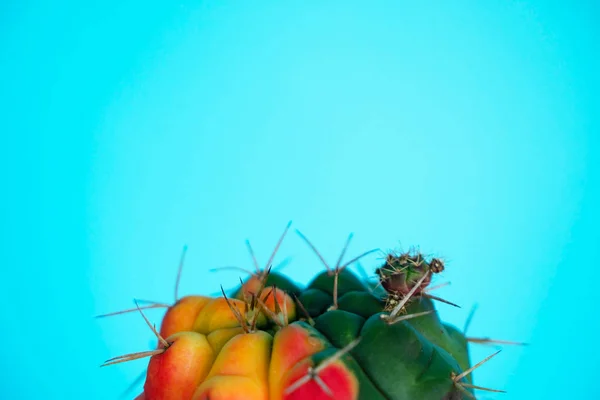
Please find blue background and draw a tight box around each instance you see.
[1,1,598,399]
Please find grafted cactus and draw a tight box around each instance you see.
[99,223,520,399]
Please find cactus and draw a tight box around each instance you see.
[99,222,521,399]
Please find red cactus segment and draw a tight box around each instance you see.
[268,322,330,399]
[144,331,215,400]
[159,295,212,339]
[279,357,359,400]
[192,376,266,400]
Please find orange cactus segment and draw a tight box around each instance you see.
[192,375,266,400]
[280,356,359,400]
[261,286,296,322]
[269,322,330,399]
[236,275,263,300]
[206,330,272,385]
[159,295,212,338]
[192,297,266,334]
[207,327,245,354]
[144,331,215,400]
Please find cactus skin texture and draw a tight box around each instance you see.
[101,225,513,400]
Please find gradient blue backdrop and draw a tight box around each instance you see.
[1,1,598,399]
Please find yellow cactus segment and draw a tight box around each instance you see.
[192,375,265,400]
[160,295,213,338]
[199,330,272,399]
[208,330,273,381]
[192,297,266,334]
[268,323,329,399]
[207,327,245,355]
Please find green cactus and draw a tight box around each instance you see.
[99,224,516,400]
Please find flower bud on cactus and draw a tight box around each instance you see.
[376,251,444,296]
[99,224,521,400]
